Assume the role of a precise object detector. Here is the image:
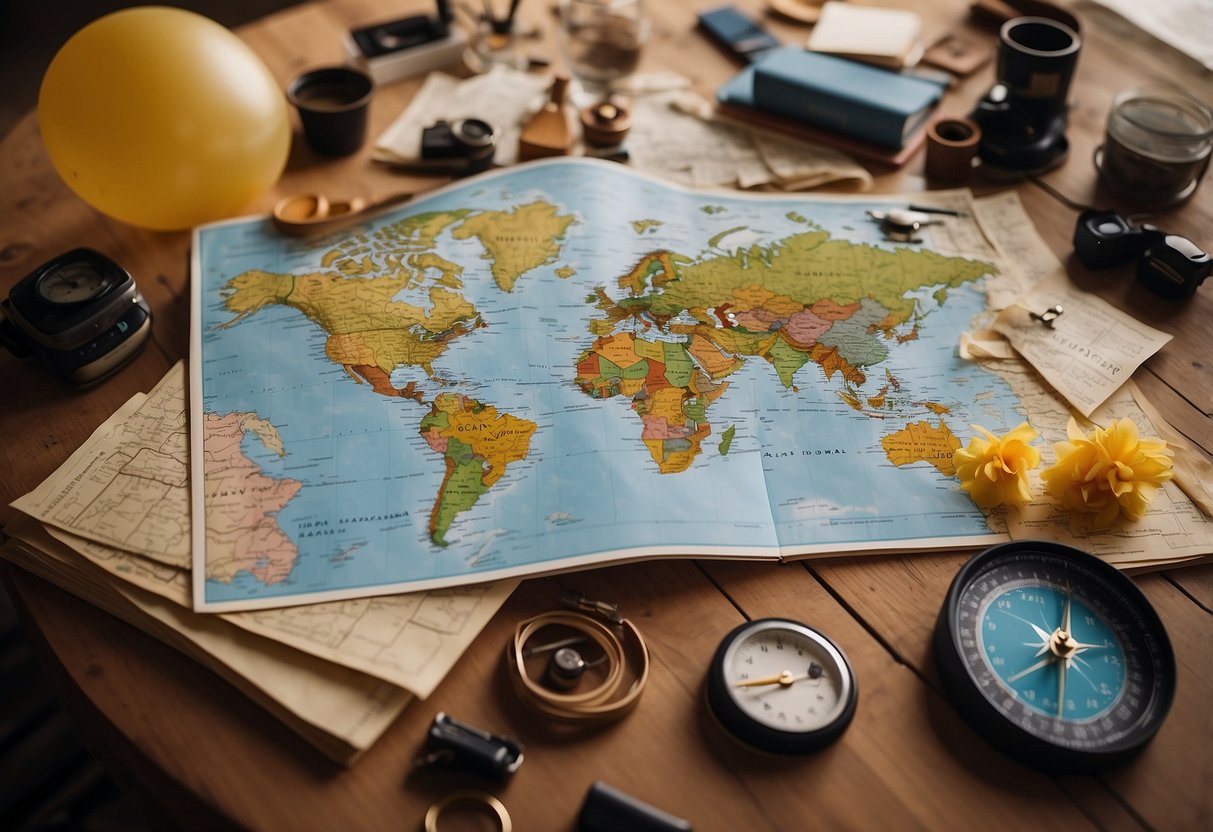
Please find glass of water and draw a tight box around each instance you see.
[560,0,648,100]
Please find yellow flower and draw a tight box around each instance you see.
[953,423,1041,509]
[1041,418,1174,527]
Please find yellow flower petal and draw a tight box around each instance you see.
[1040,417,1173,526]
[954,422,1040,509]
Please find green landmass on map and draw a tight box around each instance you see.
[718,424,736,455]
[211,200,569,559]
[575,229,993,472]
[420,393,537,546]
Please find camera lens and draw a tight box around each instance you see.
[454,118,496,148]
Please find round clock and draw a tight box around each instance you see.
[706,618,857,755]
[934,541,1176,772]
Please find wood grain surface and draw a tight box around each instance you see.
[1,1,1210,830]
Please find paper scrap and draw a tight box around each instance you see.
[1129,383,1213,517]
[630,88,872,190]
[374,66,550,167]
[958,330,1017,360]
[1090,0,1213,70]
[991,272,1173,417]
[11,372,187,568]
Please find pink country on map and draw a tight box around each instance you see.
[203,412,303,584]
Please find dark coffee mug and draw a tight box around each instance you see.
[997,17,1080,113]
[287,67,374,156]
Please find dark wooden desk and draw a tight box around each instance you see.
[2,1,1211,829]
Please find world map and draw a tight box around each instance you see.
[191,158,1028,611]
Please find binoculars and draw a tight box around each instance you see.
[1073,209,1211,299]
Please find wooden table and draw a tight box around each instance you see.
[2,1,1211,829]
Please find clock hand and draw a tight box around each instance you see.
[1006,655,1055,683]
[735,669,817,688]
[735,670,795,688]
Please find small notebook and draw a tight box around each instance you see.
[805,2,924,69]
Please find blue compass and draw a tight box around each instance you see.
[934,541,1175,771]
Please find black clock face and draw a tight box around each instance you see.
[35,261,116,305]
[707,618,857,755]
[935,541,1175,772]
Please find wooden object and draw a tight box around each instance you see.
[766,0,825,25]
[579,101,632,149]
[1,1,1211,830]
[517,75,575,161]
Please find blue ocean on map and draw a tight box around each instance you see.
[193,159,1027,609]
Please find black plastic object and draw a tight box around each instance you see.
[1138,235,1213,299]
[577,781,692,832]
[1072,208,1161,269]
[418,712,523,781]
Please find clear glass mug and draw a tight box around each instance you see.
[559,0,648,100]
[1097,85,1213,207]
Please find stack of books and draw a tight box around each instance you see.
[1,362,514,765]
[716,46,944,165]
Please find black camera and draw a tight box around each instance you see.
[1073,209,1211,299]
[973,17,1081,174]
[0,248,151,386]
[420,119,497,173]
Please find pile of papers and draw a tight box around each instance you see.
[1,363,515,765]
[373,66,874,191]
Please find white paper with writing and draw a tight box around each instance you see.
[992,273,1172,417]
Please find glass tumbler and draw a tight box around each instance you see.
[1097,85,1213,207]
[559,0,648,100]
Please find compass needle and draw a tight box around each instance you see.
[1007,655,1054,683]
[1057,657,1068,718]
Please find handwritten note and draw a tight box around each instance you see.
[992,272,1172,417]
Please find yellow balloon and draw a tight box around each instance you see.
[39,6,291,230]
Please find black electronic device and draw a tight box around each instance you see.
[934,541,1176,772]
[0,248,151,387]
[419,118,497,173]
[697,5,780,64]
[349,0,451,57]
[972,17,1080,174]
[1073,209,1211,298]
